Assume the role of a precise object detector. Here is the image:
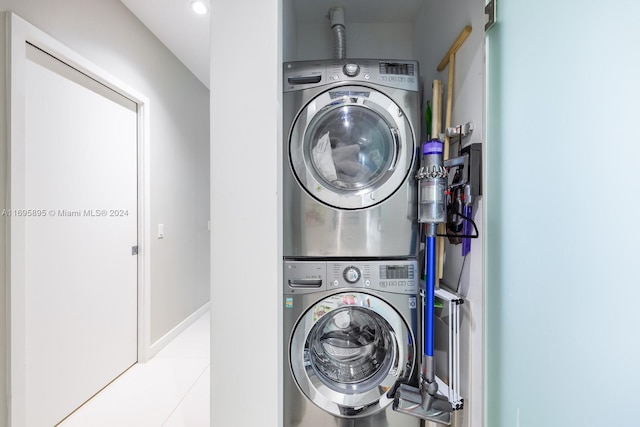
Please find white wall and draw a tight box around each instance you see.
[0,0,210,424]
[209,0,280,426]
[413,1,485,426]
[288,3,417,61]
[0,13,7,427]
[486,1,640,426]
[282,0,297,62]
[295,22,413,60]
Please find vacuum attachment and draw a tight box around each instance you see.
[393,379,453,425]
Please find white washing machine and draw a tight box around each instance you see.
[283,259,421,427]
[283,59,420,258]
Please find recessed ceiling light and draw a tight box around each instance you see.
[190,1,208,15]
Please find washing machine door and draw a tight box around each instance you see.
[289,86,415,209]
[290,292,415,418]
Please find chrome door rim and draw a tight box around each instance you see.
[289,85,415,210]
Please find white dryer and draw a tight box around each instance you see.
[283,59,420,258]
[283,259,420,427]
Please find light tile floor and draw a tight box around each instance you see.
[59,311,210,427]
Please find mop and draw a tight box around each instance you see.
[392,139,453,425]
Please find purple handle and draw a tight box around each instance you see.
[462,205,472,256]
[423,140,443,155]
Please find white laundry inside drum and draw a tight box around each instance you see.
[311,131,338,182]
[308,105,393,191]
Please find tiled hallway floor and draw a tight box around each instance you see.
[59,311,210,427]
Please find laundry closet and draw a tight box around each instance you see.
[211,2,640,427]
[281,0,486,426]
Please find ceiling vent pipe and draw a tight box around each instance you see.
[329,7,346,59]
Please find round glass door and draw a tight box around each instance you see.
[289,86,415,209]
[307,105,394,191]
[289,292,415,418]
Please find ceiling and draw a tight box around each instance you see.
[119,0,424,90]
[120,0,211,88]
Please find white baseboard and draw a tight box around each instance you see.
[147,301,210,360]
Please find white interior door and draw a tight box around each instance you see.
[21,43,138,426]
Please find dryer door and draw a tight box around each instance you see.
[289,86,415,209]
[290,292,415,418]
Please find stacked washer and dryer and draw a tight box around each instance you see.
[283,59,423,427]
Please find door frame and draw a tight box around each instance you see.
[5,12,152,425]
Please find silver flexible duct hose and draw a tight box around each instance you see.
[332,24,346,59]
[329,7,346,59]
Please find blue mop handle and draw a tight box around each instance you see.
[425,235,436,358]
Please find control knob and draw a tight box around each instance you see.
[343,63,360,77]
[343,266,361,284]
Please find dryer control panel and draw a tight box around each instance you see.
[283,59,419,93]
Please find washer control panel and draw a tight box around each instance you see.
[328,260,417,294]
[284,259,418,295]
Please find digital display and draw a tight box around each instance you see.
[380,265,412,279]
[379,62,415,76]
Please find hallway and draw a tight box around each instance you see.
[59,311,210,427]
